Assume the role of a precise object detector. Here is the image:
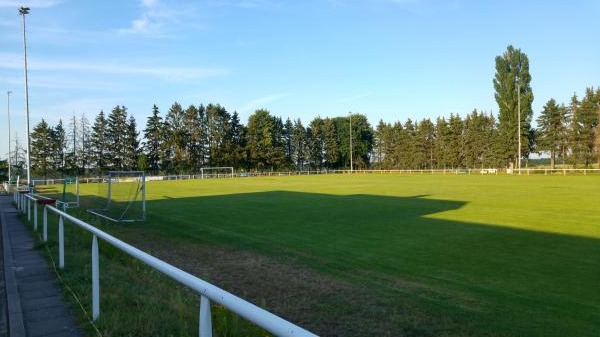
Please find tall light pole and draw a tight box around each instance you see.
[517,82,521,175]
[349,113,353,172]
[7,91,12,183]
[19,6,31,186]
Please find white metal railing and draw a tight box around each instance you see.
[19,194,316,337]
[35,168,600,187]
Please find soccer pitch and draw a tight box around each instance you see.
[80,174,600,336]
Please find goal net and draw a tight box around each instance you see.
[87,171,146,222]
[200,167,234,179]
[31,177,80,209]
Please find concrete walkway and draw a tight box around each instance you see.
[1,194,83,337]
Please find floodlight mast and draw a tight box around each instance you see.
[7,91,12,182]
[517,82,521,175]
[516,56,521,175]
[349,112,353,172]
[19,6,31,186]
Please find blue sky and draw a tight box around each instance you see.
[1,0,599,160]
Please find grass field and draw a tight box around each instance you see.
[43,174,600,336]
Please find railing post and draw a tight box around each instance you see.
[59,215,65,268]
[92,235,100,321]
[27,197,31,220]
[43,206,48,242]
[33,200,38,230]
[199,296,213,337]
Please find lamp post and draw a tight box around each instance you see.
[516,54,522,175]
[517,82,521,175]
[19,6,31,186]
[349,113,353,172]
[7,91,12,183]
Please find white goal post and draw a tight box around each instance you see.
[200,167,234,179]
[31,177,80,209]
[87,171,146,222]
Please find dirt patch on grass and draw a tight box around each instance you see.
[115,230,458,337]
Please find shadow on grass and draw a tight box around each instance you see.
[72,191,600,336]
[140,191,598,336]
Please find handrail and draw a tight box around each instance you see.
[40,203,317,337]
[30,168,600,186]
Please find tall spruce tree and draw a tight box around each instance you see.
[322,118,339,169]
[283,118,294,169]
[206,104,232,167]
[292,119,307,170]
[106,106,130,170]
[493,45,534,169]
[307,117,324,170]
[90,111,108,173]
[143,105,164,174]
[536,99,568,168]
[29,119,54,179]
[375,121,394,168]
[570,88,599,167]
[52,120,67,176]
[399,119,416,168]
[434,117,450,169]
[184,104,204,172]
[164,102,188,173]
[230,111,246,169]
[125,115,139,170]
[415,118,435,169]
[447,114,464,168]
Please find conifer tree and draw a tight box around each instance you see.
[90,110,108,173]
[536,99,568,168]
[29,119,54,179]
[143,105,164,174]
[52,120,67,176]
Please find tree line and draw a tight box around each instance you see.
[9,45,600,178]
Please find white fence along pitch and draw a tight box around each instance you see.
[18,193,316,337]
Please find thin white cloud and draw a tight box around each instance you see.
[0,52,230,81]
[0,0,61,8]
[236,93,290,113]
[118,0,198,37]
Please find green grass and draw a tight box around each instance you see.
[31,174,600,336]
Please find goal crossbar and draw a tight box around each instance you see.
[200,167,234,179]
[87,171,146,222]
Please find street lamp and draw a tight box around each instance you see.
[7,91,12,183]
[517,82,521,175]
[19,6,31,186]
[516,56,522,175]
[349,113,353,172]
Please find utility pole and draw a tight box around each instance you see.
[517,81,521,175]
[7,91,12,182]
[349,113,353,172]
[19,6,31,186]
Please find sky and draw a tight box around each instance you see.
[1,0,599,160]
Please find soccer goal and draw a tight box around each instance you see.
[87,171,146,222]
[200,167,234,179]
[31,177,80,209]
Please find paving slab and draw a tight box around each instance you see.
[1,195,83,337]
